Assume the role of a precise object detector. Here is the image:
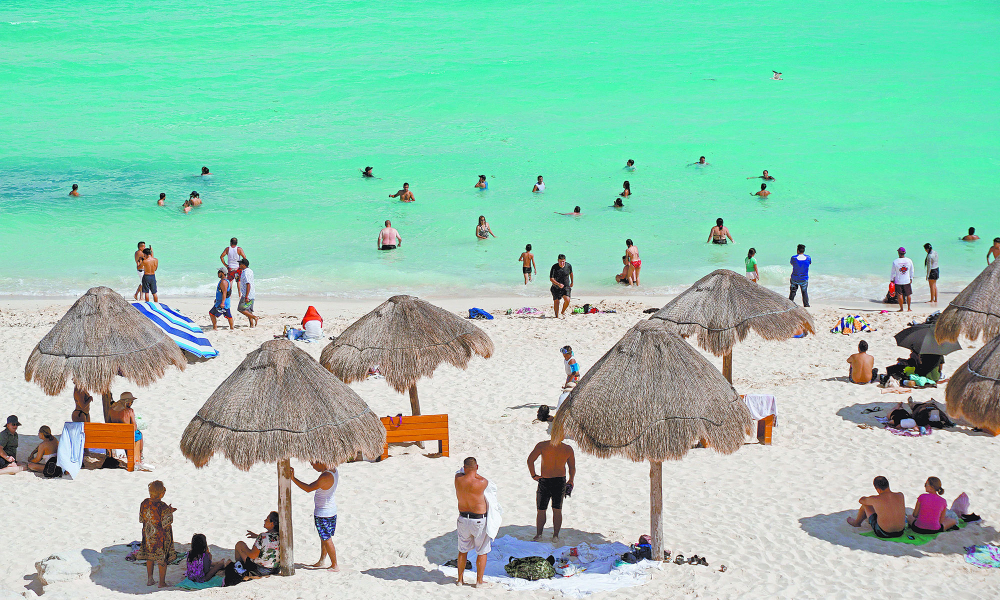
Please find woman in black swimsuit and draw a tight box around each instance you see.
[72,386,92,422]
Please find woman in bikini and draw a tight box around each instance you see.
[25,426,59,473]
[476,216,495,240]
[620,181,631,198]
[707,218,734,245]
[72,386,93,422]
[626,239,641,286]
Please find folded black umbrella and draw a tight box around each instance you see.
[894,323,961,356]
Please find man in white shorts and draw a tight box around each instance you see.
[455,457,491,588]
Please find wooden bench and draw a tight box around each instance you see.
[380,414,449,460]
[83,422,138,471]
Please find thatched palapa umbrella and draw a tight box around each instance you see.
[936,260,1000,344]
[320,295,493,416]
[552,320,754,558]
[945,334,1000,435]
[24,286,186,420]
[649,269,814,382]
[180,339,385,576]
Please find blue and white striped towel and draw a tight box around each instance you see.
[130,302,219,359]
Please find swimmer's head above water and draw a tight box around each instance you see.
[626,159,634,167]
[201,166,210,175]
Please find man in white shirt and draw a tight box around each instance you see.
[238,258,258,327]
[891,247,915,312]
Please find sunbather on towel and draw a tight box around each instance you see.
[846,476,906,538]
[887,402,916,429]
[908,398,955,429]
[847,341,877,384]
[907,477,958,534]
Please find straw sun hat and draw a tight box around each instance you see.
[111,391,138,411]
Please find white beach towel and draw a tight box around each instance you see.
[438,535,659,597]
[743,394,778,426]
[57,421,85,479]
[456,466,503,539]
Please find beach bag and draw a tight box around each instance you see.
[952,492,971,516]
[42,457,63,478]
[504,556,555,580]
[468,308,493,320]
[631,543,652,561]
[135,413,148,431]
[223,560,248,587]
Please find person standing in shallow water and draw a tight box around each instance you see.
[157,193,165,206]
[518,244,536,284]
[625,239,640,285]
[708,218,733,244]
[532,175,545,192]
[753,183,770,197]
[475,175,487,189]
[390,183,414,202]
[69,184,79,196]
[291,462,340,572]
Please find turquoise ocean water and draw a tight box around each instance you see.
[2,1,998,301]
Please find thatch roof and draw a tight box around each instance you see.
[649,269,814,356]
[551,320,754,462]
[319,295,494,393]
[936,260,1000,343]
[24,286,186,395]
[945,334,1000,431]
[180,339,385,471]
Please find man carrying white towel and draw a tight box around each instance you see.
[455,457,494,588]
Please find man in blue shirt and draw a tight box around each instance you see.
[789,244,811,307]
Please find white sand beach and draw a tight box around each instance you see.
[1,294,998,599]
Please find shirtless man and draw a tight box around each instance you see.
[201,166,212,176]
[189,191,202,206]
[518,244,536,284]
[533,175,545,193]
[615,256,630,284]
[688,156,709,166]
[455,457,490,588]
[847,340,877,384]
[626,239,640,286]
[157,193,166,206]
[962,227,979,241]
[69,184,80,197]
[140,247,159,303]
[707,218,734,244]
[753,183,770,198]
[378,220,402,250]
[133,241,146,300]
[527,439,576,542]
[747,170,775,181]
[390,183,414,202]
[988,237,1000,265]
[846,476,906,538]
[555,206,581,216]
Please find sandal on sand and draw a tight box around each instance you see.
[699,557,709,566]
[673,554,685,565]
[719,565,727,573]
[663,550,671,561]
[688,555,700,565]
[857,424,873,430]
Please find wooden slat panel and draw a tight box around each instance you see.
[386,429,448,441]
[381,415,448,425]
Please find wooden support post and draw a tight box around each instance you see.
[102,392,113,423]
[408,385,424,448]
[650,461,663,561]
[277,459,295,576]
[722,351,733,384]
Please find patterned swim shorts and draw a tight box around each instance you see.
[314,515,337,540]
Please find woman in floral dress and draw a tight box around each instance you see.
[136,480,177,587]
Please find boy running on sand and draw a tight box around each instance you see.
[518,245,536,284]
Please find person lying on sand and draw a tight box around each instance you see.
[846,476,905,538]
[847,340,877,384]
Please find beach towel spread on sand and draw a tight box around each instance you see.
[859,520,965,545]
[830,315,876,334]
[965,544,1000,568]
[56,421,85,479]
[876,417,932,437]
[131,302,219,358]
[438,536,660,597]
[175,574,225,589]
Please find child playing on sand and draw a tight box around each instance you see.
[185,534,229,583]
[561,346,580,387]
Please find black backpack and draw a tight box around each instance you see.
[42,457,63,478]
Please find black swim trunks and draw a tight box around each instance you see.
[380,245,397,250]
[712,238,728,245]
[536,476,566,510]
[928,268,939,281]
[523,266,532,274]
[897,283,913,297]
[550,285,571,300]
[868,513,904,538]
[141,274,157,294]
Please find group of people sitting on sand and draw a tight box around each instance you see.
[846,341,945,389]
[0,415,61,475]
[847,476,974,538]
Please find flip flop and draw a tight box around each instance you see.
[719,565,727,573]
[673,554,685,565]
[699,557,709,566]
[688,555,700,565]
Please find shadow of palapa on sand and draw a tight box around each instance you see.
[837,402,993,437]
[422,525,612,566]
[798,511,998,558]
[78,542,231,594]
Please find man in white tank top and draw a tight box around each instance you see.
[291,462,340,571]
[220,238,247,280]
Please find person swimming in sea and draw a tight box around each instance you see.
[962,227,979,241]
[620,181,630,198]
[201,166,212,176]
[747,170,775,181]
[625,159,635,171]
[362,166,374,178]
[182,199,192,214]
[687,156,709,166]
[533,175,545,193]
[390,183,415,202]
[772,71,782,80]
[613,198,624,208]
[189,191,202,206]
[753,183,770,198]
[157,193,166,206]
[708,218,734,244]
[69,184,80,197]
[475,175,487,189]
[556,206,581,216]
